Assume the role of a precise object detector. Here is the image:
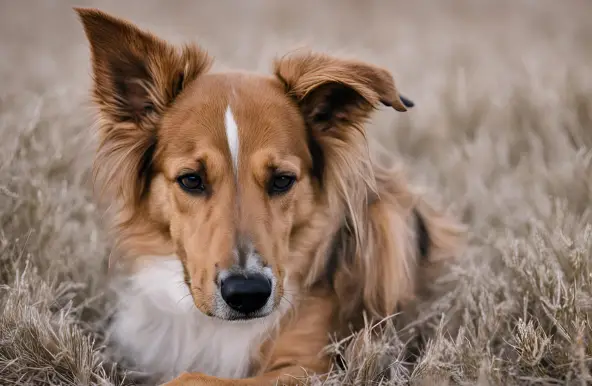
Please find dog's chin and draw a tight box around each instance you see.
[192,300,278,322]
[203,308,275,323]
[223,312,273,322]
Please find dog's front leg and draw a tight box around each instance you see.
[162,293,335,386]
[161,365,320,386]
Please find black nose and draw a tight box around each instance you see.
[220,274,272,314]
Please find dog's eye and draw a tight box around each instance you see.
[177,173,205,194]
[269,174,296,195]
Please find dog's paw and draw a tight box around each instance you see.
[160,372,208,386]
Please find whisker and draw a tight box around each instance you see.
[176,293,193,305]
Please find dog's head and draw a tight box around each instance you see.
[77,8,420,321]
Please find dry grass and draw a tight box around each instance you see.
[1,1,592,385]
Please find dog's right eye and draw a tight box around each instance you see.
[177,173,205,194]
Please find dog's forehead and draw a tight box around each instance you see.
[160,72,308,165]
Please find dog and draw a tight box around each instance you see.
[75,7,465,385]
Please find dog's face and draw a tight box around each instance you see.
[76,8,412,320]
[152,74,316,319]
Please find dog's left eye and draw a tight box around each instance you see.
[268,174,296,195]
[177,173,205,194]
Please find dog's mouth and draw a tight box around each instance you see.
[214,309,273,322]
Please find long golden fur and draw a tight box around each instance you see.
[76,7,465,385]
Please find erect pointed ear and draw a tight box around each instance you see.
[273,51,413,132]
[75,8,213,213]
[75,7,212,126]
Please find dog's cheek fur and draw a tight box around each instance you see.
[280,175,319,280]
[145,174,173,225]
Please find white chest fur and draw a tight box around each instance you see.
[107,258,282,382]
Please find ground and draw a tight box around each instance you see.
[1,1,591,385]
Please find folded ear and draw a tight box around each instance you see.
[273,51,412,132]
[75,7,212,127]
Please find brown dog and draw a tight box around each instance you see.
[75,7,465,385]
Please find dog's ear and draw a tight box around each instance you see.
[273,51,412,132]
[75,8,212,212]
[75,7,212,127]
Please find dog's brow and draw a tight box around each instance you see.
[224,105,239,177]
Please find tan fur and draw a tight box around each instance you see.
[76,7,466,386]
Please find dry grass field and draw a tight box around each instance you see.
[1,1,592,385]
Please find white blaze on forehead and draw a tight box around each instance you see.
[224,105,239,174]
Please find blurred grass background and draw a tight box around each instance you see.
[1,1,592,385]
